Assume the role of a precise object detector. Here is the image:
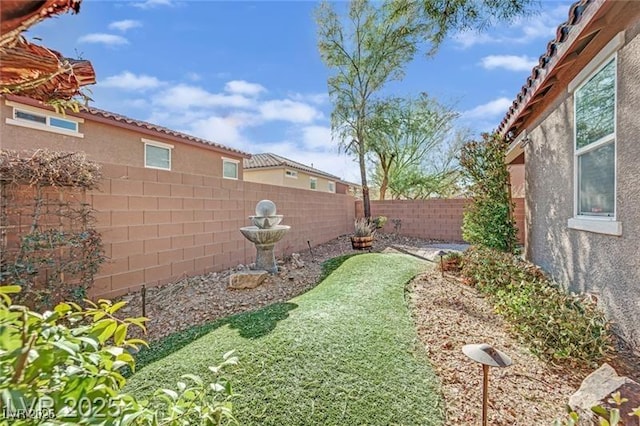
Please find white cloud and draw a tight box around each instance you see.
[133,0,173,9]
[153,84,255,110]
[480,55,538,72]
[300,125,334,150]
[452,4,572,49]
[452,31,497,49]
[186,72,202,82]
[100,71,164,91]
[290,92,329,105]
[259,100,321,123]
[77,33,128,46]
[188,116,247,147]
[463,97,512,119]
[224,80,266,96]
[108,19,142,32]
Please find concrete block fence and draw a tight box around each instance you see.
[91,164,355,299]
[356,198,526,244]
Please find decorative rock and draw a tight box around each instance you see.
[228,270,268,290]
[569,363,640,424]
[290,253,305,268]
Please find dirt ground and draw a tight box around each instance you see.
[118,233,434,341]
[409,270,588,425]
[117,234,638,425]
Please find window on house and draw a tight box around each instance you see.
[575,57,616,217]
[285,169,298,178]
[144,141,172,170]
[223,159,239,179]
[328,181,335,192]
[11,107,80,134]
[310,177,317,190]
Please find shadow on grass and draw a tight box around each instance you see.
[131,302,297,374]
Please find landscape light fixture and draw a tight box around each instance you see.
[436,250,447,277]
[462,343,513,426]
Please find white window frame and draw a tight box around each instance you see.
[567,39,622,236]
[143,139,173,171]
[285,169,298,179]
[5,100,84,138]
[328,181,335,193]
[222,157,239,180]
[309,177,318,190]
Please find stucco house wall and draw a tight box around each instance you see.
[524,24,640,343]
[244,168,337,193]
[0,101,244,178]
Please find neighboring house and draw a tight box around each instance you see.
[498,1,640,344]
[336,180,363,198]
[0,95,249,176]
[243,153,340,193]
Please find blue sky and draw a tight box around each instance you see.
[30,0,571,182]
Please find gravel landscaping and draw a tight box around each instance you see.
[119,233,437,341]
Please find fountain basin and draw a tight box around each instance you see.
[249,215,283,229]
[240,225,290,245]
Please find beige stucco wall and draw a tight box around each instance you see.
[524,25,640,344]
[0,101,244,179]
[244,168,337,193]
[243,168,284,187]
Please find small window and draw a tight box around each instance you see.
[144,142,172,170]
[285,170,298,178]
[15,110,46,125]
[9,105,82,136]
[50,117,78,132]
[223,159,239,179]
[310,177,317,190]
[328,181,335,193]
[574,57,616,218]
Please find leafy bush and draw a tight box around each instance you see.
[459,133,518,253]
[439,252,463,274]
[0,285,238,425]
[554,392,640,426]
[462,247,611,366]
[373,215,388,229]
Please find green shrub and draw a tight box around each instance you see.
[439,252,463,274]
[462,247,611,366]
[459,133,518,253]
[0,285,238,425]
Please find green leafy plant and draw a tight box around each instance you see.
[554,392,640,426]
[459,133,518,253]
[373,215,388,229]
[0,285,238,425]
[353,218,376,237]
[462,247,611,366]
[439,252,463,274]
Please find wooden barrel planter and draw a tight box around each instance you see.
[351,236,373,250]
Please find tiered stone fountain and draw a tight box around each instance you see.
[240,200,290,274]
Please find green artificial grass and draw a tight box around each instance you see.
[126,253,444,425]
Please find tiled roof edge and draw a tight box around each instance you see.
[496,0,599,138]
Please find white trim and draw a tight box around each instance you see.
[327,181,335,193]
[143,140,172,171]
[572,52,618,226]
[5,100,85,123]
[568,31,625,93]
[568,217,622,236]
[5,118,84,138]
[222,158,239,180]
[141,138,174,150]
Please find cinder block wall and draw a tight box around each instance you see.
[355,198,526,244]
[91,163,355,299]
